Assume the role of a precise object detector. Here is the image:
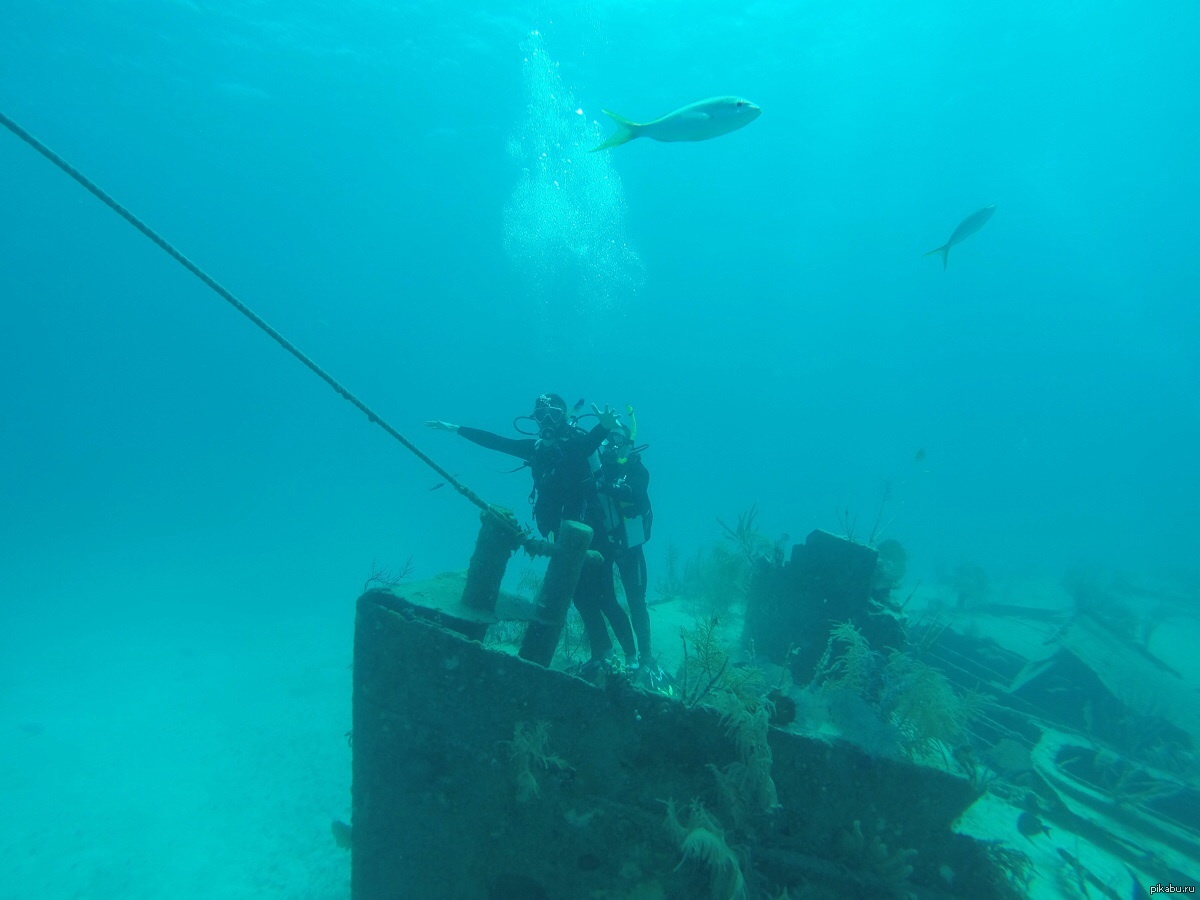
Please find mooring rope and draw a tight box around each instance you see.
[0,109,525,542]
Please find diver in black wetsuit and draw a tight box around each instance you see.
[593,425,655,667]
[425,394,638,668]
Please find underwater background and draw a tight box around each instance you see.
[1,0,1197,896]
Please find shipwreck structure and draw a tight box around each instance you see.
[349,516,1028,899]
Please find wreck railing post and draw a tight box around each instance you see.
[460,506,522,637]
[519,520,594,666]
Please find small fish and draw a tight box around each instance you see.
[590,96,761,152]
[331,819,353,850]
[572,397,586,412]
[925,205,996,270]
[914,448,926,464]
[1017,811,1051,838]
[429,482,445,491]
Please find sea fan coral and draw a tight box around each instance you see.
[665,799,747,900]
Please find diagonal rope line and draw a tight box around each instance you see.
[0,109,524,541]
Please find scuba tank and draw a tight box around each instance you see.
[587,448,625,541]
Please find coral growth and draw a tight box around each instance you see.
[815,621,878,697]
[505,720,572,803]
[718,503,776,569]
[555,607,589,667]
[708,693,780,825]
[812,622,986,764]
[515,567,544,597]
[484,619,528,649]
[983,842,1034,895]
[677,615,764,709]
[879,651,986,761]
[835,818,917,897]
[665,799,748,900]
[362,555,415,592]
[658,505,785,615]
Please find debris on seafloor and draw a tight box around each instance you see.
[902,572,1200,896]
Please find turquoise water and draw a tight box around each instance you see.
[1,1,1197,896]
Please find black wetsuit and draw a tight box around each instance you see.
[458,424,637,662]
[595,451,653,660]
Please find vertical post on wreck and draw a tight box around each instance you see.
[459,506,522,640]
[520,520,593,667]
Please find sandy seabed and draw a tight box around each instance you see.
[0,592,353,900]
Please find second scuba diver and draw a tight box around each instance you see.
[591,417,656,669]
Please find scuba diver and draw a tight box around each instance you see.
[591,419,656,669]
[425,394,638,672]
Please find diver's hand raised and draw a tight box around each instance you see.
[425,420,460,433]
[591,404,620,432]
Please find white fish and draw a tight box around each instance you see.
[925,205,997,270]
[590,96,761,152]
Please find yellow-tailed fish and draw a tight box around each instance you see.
[590,97,761,152]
